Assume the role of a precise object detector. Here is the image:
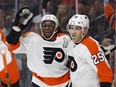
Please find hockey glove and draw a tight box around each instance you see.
[6,7,33,44]
[13,7,33,31]
[100,82,111,87]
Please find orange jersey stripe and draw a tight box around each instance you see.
[0,29,20,84]
[81,37,113,83]
[0,54,20,84]
[23,31,31,38]
[8,42,20,51]
[32,71,70,86]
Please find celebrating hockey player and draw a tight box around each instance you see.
[6,7,71,87]
[67,14,113,87]
[0,28,20,87]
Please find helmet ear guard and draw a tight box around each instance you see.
[40,14,59,40]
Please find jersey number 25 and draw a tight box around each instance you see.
[91,51,105,65]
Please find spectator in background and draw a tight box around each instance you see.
[101,37,116,87]
[101,37,115,71]
[79,0,95,15]
[104,0,115,30]
[0,9,4,28]
[0,9,8,36]
[103,1,115,87]
[0,9,14,36]
[59,0,75,13]
[32,0,50,33]
[56,3,72,34]
[77,2,86,14]
[41,0,49,14]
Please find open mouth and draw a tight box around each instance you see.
[44,31,51,34]
[44,32,51,37]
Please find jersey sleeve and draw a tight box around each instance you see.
[81,37,113,84]
[10,32,36,54]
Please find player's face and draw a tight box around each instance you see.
[42,20,55,38]
[69,25,83,43]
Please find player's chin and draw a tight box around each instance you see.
[72,39,77,43]
[44,33,52,38]
[72,39,80,44]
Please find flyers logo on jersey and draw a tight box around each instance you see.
[68,56,77,72]
[43,47,65,64]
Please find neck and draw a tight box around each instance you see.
[49,35,56,41]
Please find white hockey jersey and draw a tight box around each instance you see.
[67,36,113,87]
[9,32,71,87]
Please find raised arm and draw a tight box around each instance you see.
[6,7,33,44]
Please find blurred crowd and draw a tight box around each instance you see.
[0,0,115,87]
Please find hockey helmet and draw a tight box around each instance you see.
[40,14,59,40]
[68,14,89,30]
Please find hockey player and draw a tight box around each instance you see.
[67,14,113,87]
[104,0,115,30]
[6,7,71,87]
[0,28,20,87]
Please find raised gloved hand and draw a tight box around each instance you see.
[13,7,33,31]
[6,7,33,44]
